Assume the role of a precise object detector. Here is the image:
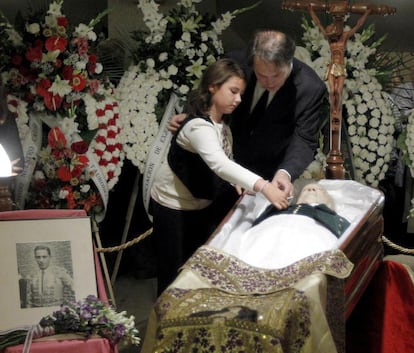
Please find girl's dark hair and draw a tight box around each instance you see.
[185,58,245,116]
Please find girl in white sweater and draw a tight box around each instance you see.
[150,58,289,295]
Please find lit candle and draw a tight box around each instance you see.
[0,144,12,177]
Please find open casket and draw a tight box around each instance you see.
[141,179,385,353]
[208,179,385,320]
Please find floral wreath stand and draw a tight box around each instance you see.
[92,220,117,307]
[109,171,142,285]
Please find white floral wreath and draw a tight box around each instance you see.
[116,0,254,173]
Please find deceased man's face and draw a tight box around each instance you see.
[297,183,334,209]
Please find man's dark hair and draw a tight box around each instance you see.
[249,30,296,67]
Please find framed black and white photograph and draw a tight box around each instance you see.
[0,217,97,331]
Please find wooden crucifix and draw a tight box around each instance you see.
[282,1,396,179]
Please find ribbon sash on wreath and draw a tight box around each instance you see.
[15,115,43,210]
[142,93,183,221]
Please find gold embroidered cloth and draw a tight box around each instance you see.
[143,246,353,353]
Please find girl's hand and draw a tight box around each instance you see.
[259,180,289,210]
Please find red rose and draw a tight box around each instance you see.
[36,78,52,97]
[71,141,89,154]
[62,65,74,80]
[88,54,97,64]
[57,16,69,28]
[26,46,42,62]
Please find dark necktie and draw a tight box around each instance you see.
[248,90,269,132]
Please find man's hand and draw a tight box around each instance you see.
[168,113,187,133]
[272,170,293,197]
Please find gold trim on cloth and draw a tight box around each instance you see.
[180,246,353,294]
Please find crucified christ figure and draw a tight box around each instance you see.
[308,4,371,124]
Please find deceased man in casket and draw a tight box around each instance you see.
[141,181,368,353]
[216,182,351,269]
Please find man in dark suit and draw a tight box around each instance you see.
[229,30,327,195]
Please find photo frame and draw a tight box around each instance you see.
[0,217,97,331]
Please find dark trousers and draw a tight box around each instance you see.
[151,200,217,295]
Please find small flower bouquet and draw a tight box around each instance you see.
[0,295,141,350]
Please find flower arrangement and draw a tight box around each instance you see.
[3,0,108,120]
[116,0,258,172]
[299,17,395,187]
[1,0,124,218]
[0,295,140,350]
[26,126,103,213]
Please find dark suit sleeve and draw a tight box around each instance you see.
[278,61,327,180]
